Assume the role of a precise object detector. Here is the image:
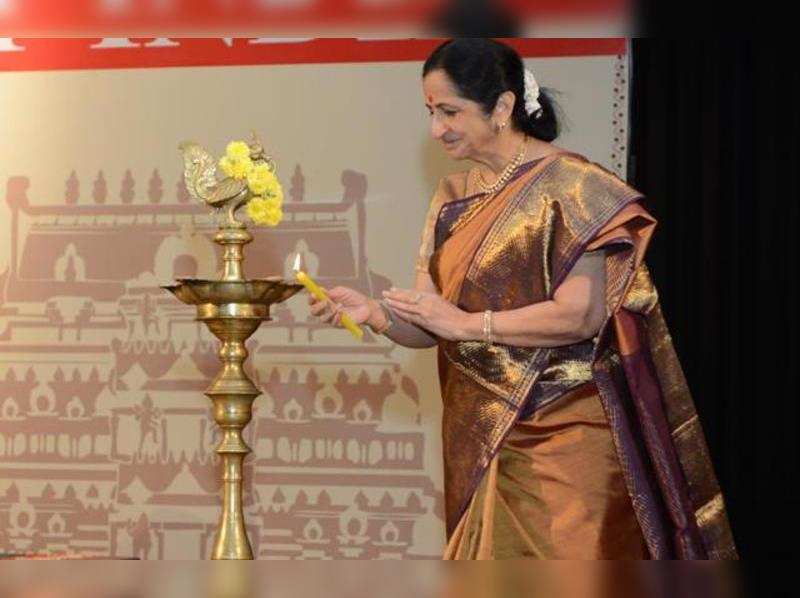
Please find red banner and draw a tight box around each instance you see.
[0,37,627,72]
[0,1,629,34]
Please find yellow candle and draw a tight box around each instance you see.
[296,270,364,340]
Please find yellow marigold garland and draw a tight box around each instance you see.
[219,139,285,227]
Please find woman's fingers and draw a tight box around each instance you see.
[387,302,417,320]
[383,297,421,315]
[309,299,329,316]
[383,287,420,304]
[310,299,333,315]
[327,286,352,302]
[312,300,346,326]
[382,287,420,305]
[331,305,351,327]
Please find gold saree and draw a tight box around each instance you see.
[417,154,737,559]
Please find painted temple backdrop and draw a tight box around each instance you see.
[0,38,630,559]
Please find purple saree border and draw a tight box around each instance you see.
[616,310,707,558]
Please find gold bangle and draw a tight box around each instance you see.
[482,309,494,344]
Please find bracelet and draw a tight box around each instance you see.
[482,309,494,344]
[371,300,396,335]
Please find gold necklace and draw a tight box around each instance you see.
[448,138,529,238]
[475,136,528,195]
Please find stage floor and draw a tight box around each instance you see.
[0,560,740,598]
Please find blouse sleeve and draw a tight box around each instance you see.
[414,181,448,274]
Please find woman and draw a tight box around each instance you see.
[310,39,737,559]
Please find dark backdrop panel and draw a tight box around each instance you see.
[630,39,800,559]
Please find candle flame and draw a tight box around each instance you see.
[292,252,301,273]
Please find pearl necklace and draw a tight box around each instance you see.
[475,137,529,195]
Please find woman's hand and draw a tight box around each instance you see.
[382,287,469,341]
[308,286,385,330]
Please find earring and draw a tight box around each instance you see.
[495,121,508,134]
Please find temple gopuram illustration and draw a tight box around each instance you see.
[0,166,444,559]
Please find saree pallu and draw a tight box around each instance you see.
[422,154,737,559]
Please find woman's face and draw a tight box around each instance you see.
[422,69,495,161]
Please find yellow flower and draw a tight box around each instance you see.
[247,163,278,195]
[217,140,255,179]
[225,140,251,161]
[246,196,283,227]
[218,155,253,179]
[261,196,282,211]
[250,165,284,205]
[266,181,284,205]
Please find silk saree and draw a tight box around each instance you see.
[415,153,737,559]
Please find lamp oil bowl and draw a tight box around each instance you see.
[163,134,302,559]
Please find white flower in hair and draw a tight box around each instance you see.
[524,68,542,117]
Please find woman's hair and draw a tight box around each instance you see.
[422,38,559,142]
